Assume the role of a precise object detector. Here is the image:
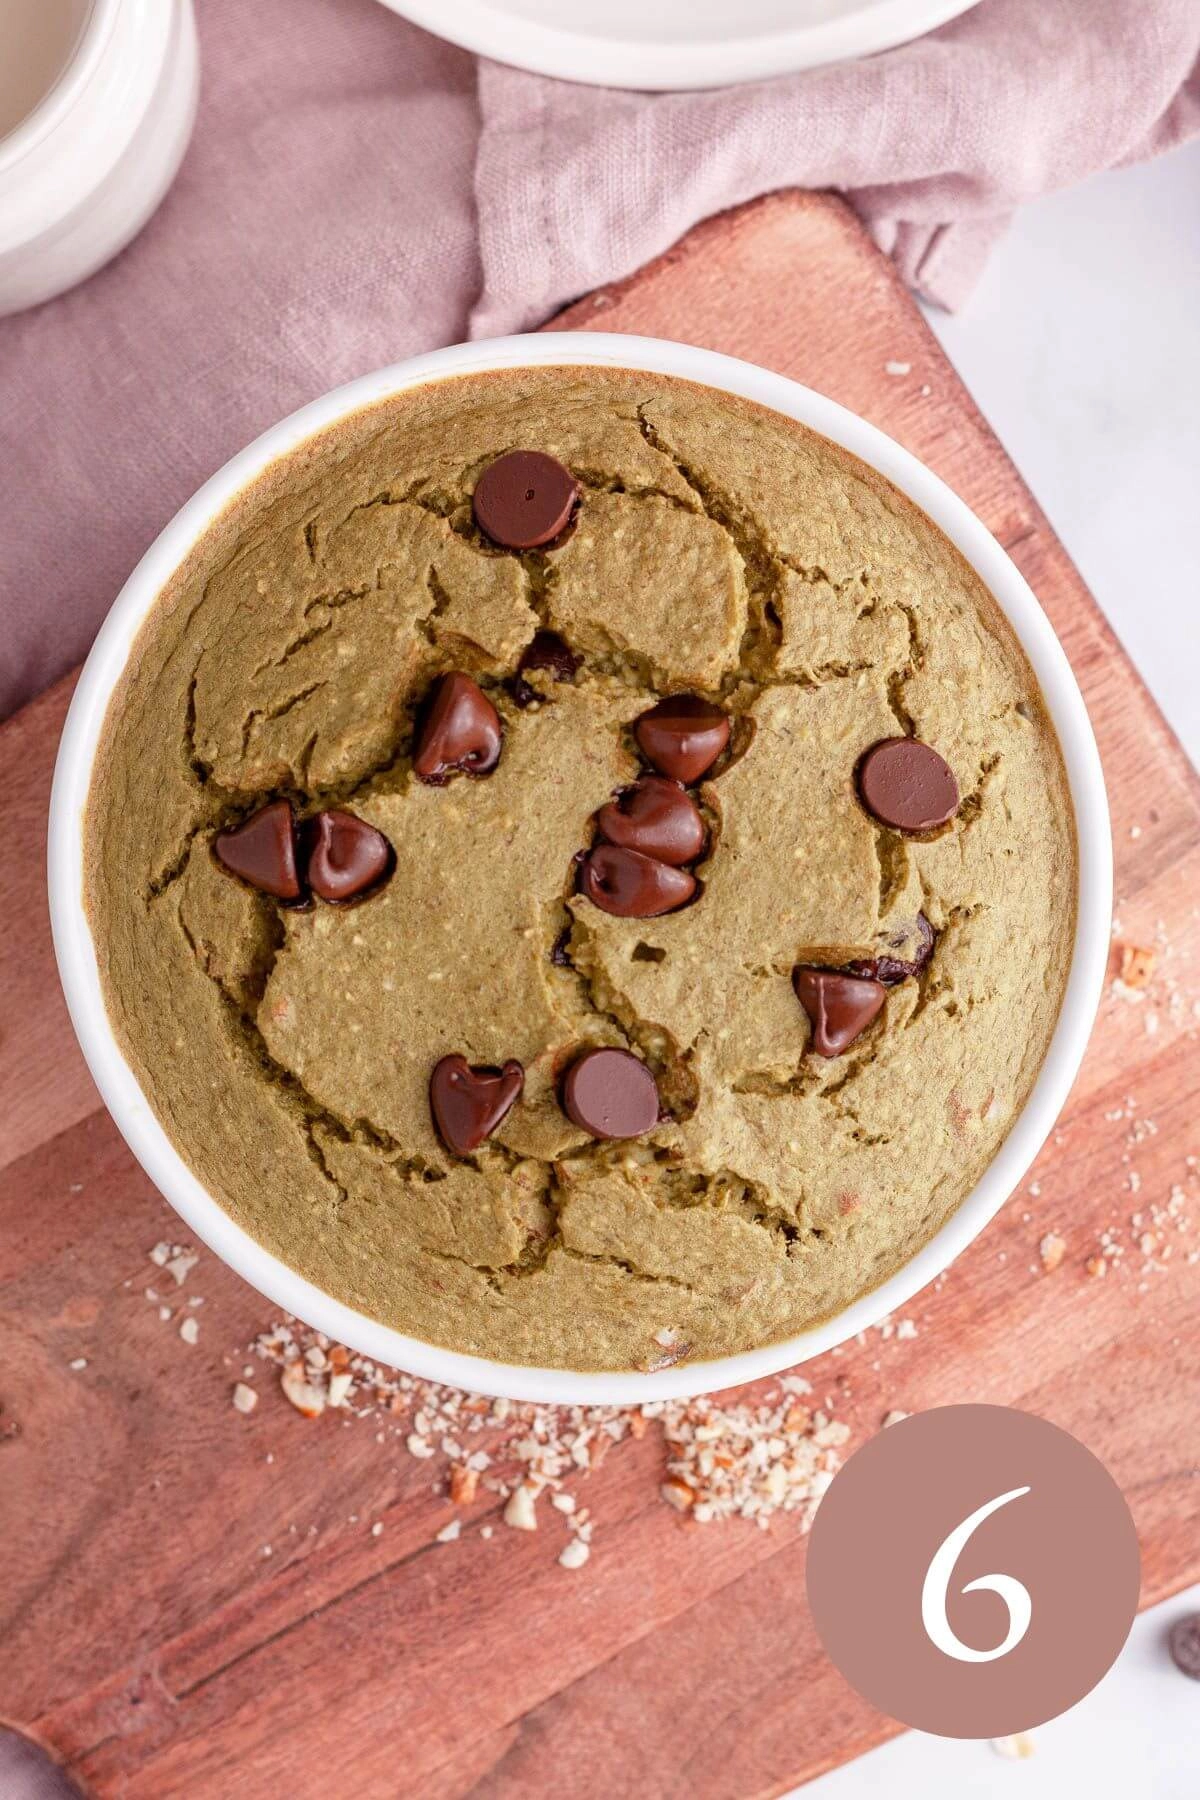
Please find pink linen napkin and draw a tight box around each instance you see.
[0,0,1197,721]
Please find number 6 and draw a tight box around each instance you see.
[921,1486,1033,1664]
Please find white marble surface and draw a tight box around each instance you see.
[926,141,1200,767]
[807,1581,1200,1798]
[801,141,1200,1800]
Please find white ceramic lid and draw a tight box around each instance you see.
[373,0,983,90]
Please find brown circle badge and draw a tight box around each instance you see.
[806,1405,1140,1737]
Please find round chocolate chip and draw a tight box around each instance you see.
[561,1046,660,1141]
[580,844,697,918]
[304,810,393,904]
[214,800,300,900]
[595,776,706,867]
[413,673,502,784]
[430,1054,524,1157]
[472,451,579,550]
[857,738,959,833]
[509,630,580,708]
[844,913,936,987]
[633,695,730,785]
[1169,1612,1200,1681]
[793,967,886,1058]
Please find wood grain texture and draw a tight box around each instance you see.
[2,192,1198,1798]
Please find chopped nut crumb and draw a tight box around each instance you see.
[1119,944,1156,989]
[232,1382,258,1414]
[1039,1232,1067,1272]
[449,1464,479,1506]
[558,1537,590,1570]
[990,1732,1036,1760]
[281,1362,326,1417]
[179,1316,200,1345]
[503,1485,539,1532]
[435,1518,461,1543]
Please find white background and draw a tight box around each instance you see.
[804,139,1200,1797]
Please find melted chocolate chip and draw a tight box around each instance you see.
[304,810,393,903]
[214,801,300,900]
[561,1046,660,1141]
[793,967,886,1058]
[472,451,579,550]
[579,845,697,918]
[857,737,959,833]
[509,630,580,708]
[595,776,705,867]
[550,927,573,967]
[413,673,502,784]
[844,913,936,987]
[429,1054,524,1156]
[633,695,730,785]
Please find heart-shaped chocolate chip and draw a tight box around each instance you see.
[856,737,959,833]
[793,968,886,1058]
[413,673,503,784]
[430,1054,524,1156]
[561,1046,660,1141]
[304,810,393,903]
[580,844,697,918]
[633,694,730,785]
[595,776,705,867]
[472,451,579,550]
[214,800,301,900]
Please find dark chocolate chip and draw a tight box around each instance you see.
[304,810,393,903]
[472,451,579,550]
[214,801,300,900]
[793,967,886,1057]
[857,737,959,833]
[633,695,730,785]
[550,927,573,967]
[561,1046,660,1141]
[429,1054,524,1157]
[509,630,580,707]
[844,913,936,987]
[413,673,502,784]
[595,776,706,867]
[1169,1613,1200,1681]
[579,844,697,918]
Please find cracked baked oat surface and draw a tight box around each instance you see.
[85,368,1077,1371]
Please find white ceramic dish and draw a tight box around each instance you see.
[375,0,984,91]
[0,0,198,317]
[49,332,1111,1405]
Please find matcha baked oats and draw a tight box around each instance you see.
[85,368,1076,1372]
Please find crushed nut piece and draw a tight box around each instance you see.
[449,1464,479,1506]
[281,1362,326,1417]
[232,1382,258,1414]
[1119,944,1156,989]
[990,1733,1036,1760]
[503,1485,539,1532]
[1039,1232,1067,1272]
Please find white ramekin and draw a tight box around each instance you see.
[0,0,198,317]
[48,333,1112,1406]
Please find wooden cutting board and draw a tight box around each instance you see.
[3,192,1199,1799]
